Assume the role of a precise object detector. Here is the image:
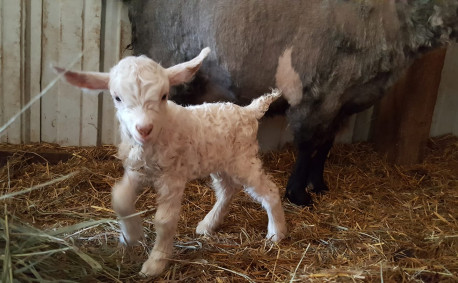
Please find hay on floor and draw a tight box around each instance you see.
[0,135,457,282]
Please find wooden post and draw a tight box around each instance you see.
[373,48,447,165]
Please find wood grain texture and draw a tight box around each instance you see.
[40,0,60,144]
[25,0,43,143]
[81,0,102,146]
[2,0,23,143]
[0,0,4,142]
[373,48,447,164]
[56,0,83,146]
[431,44,458,137]
[100,0,120,145]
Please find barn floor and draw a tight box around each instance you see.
[0,136,457,282]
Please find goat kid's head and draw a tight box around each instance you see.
[55,48,210,145]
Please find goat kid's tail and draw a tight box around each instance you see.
[246,89,282,119]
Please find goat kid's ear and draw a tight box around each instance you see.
[166,47,210,86]
[53,66,110,90]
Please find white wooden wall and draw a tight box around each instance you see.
[0,0,131,146]
[0,1,456,147]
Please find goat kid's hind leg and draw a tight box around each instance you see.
[112,170,143,245]
[140,181,185,277]
[196,172,240,235]
[236,158,287,242]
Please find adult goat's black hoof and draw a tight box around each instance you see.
[285,186,313,206]
[310,180,329,195]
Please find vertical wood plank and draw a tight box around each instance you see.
[258,116,294,151]
[352,106,374,142]
[431,44,458,137]
[41,0,60,144]
[113,2,132,145]
[57,0,83,146]
[335,115,356,144]
[0,0,4,142]
[120,2,133,59]
[455,104,458,136]
[100,0,122,145]
[81,0,102,146]
[1,0,23,143]
[26,0,43,142]
[373,48,446,164]
[20,0,27,142]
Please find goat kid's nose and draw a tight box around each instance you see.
[136,124,153,138]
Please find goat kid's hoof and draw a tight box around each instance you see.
[266,224,287,242]
[118,218,144,245]
[266,231,286,242]
[310,180,329,195]
[119,234,142,246]
[119,228,144,246]
[139,258,168,277]
[195,220,214,235]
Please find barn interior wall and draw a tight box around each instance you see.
[0,1,456,147]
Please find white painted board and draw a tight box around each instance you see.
[81,0,102,146]
[101,0,123,145]
[41,0,60,144]
[27,0,43,143]
[2,0,23,143]
[0,0,4,142]
[56,0,84,146]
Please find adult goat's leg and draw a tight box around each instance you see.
[308,138,334,194]
[285,140,314,206]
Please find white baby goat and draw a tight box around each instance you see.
[55,47,287,277]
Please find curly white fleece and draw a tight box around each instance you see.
[113,92,287,277]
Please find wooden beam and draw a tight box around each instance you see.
[0,149,73,166]
[373,48,447,165]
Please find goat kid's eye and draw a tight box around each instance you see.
[115,96,122,102]
[161,94,167,101]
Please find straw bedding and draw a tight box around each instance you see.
[1,135,457,282]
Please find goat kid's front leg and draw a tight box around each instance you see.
[112,170,143,245]
[140,181,185,277]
